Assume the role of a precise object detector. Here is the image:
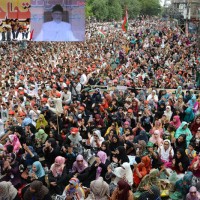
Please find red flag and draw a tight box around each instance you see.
[30,29,34,40]
[122,10,128,32]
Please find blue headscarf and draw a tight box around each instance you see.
[30,161,45,178]
[184,107,195,123]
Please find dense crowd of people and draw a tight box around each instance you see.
[0,16,200,200]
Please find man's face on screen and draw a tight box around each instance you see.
[52,11,63,23]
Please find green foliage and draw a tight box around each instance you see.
[107,0,122,20]
[139,0,161,16]
[121,0,142,18]
[85,0,161,20]
[91,0,109,21]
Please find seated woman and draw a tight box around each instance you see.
[48,156,70,195]
[170,115,181,130]
[172,148,190,174]
[23,161,45,184]
[35,129,48,153]
[113,146,129,164]
[133,155,151,187]
[72,155,88,174]
[20,144,39,172]
[173,134,187,153]
[190,116,200,135]
[23,180,51,200]
[186,186,200,200]
[95,151,110,180]
[87,129,104,149]
[0,151,21,188]
[175,121,192,146]
[189,153,200,186]
[110,179,134,200]
[170,171,193,199]
[149,130,163,147]
[4,134,21,153]
[158,139,174,168]
[149,120,164,137]
[0,181,20,200]
[86,176,110,200]
[62,177,85,199]
[36,114,48,130]
[190,128,200,152]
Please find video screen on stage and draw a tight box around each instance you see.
[0,0,85,42]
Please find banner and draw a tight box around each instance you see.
[0,0,31,20]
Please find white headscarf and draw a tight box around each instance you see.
[121,162,133,185]
[158,139,174,162]
[0,181,18,200]
[164,106,173,121]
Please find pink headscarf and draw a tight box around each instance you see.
[50,156,65,177]
[170,115,181,129]
[72,155,88,173]
[4,134,21,153]
[96,151,107,179]
[149,130,163,146]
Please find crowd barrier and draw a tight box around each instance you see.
[85,85,199,94]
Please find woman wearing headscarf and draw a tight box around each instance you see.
[184,106,195,123]
[48,156,69,195]
[172,148,190,174]
[23,180,51,200]
[188,153,200,186]
[147,90,158,103]
[36,114,48,130]
[0,181,20,200]
[86,176,110,200]
[186,186,200,200]
[4,134,21,153]
[174,134,187,153]
[149,120,164,137]
[121,162,133,186]
[164,106,173,122]
[35,129,48,149]
[27,161,45,183]
[110,179,134,200]
[113,146,129,164]
[109,134,124,160]
[88,129,104,148]
[149,130,163,146]
[133,130,148,144]
[158,139,174,168]
[175,86,184,99]
[62,177,85,199]
[170,171,193,199]
[96,151,110,180]
[72,154,88,174]
[170,115,181,130]
[135,140,147,158]
[175,121,192,146]
[190,116,200,135]
[133,155,151,187]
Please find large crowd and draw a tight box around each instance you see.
[0,16,200,200]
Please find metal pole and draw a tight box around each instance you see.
[185,0,190,37]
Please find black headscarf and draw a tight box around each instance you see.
[174,148,190,172]
[116,146,129,164]
[133,130,148,143]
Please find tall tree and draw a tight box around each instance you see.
[139,0,161,16]
[91,0,109,21]
[107,0,122,20]
[121,0,141,18]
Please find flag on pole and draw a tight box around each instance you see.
[122,10,128,32]
[30,29,34,40]
[97,29,106,38]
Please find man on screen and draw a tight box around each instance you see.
[34,4,78,42]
